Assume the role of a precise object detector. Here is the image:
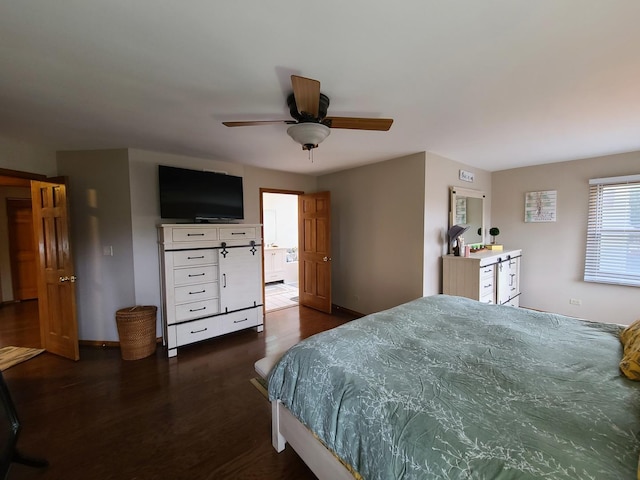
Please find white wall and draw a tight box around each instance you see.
[263,192,298,248]
[492,151,640,325]
[57,149,136,341]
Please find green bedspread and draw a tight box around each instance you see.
[268,295,640,479]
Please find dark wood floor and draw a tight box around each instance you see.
[1,302,356,480]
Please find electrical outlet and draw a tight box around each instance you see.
[569,298,582,306]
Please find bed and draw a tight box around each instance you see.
[262,294,640,480]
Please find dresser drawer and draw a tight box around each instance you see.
[479,293,495,304]
[172,228,219,243]
[479,277,495,299]
[174,299,220,322]
[174,265,218,285]
[172,249,217,267]
[219,308,260,335]
[219,226,257,240]
[176,316,222,345]
[174,282,217,303]
[480,265,495,280]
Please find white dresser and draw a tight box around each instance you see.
[158,224,264,357]
[442,248,522,306]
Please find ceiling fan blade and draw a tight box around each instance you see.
[222,120,292,127]
[291,75,320,118]
[324,117,394,131]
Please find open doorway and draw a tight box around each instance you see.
[0,183,40,348]
[261,190,301,313]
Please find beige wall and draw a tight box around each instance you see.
[424,152,492,297]
[128,149,317,336]
[318,153,427,314]
[0,136,57,176]
[0,136,56,303]
[57,149,136,341]
[317,151,492,314]
[492,151,640,325]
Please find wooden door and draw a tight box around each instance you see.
[31,180,79,360]
[298,192,332,313]
[6,198,38,300]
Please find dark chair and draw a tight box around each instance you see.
[0,371,48,479]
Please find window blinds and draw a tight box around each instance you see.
[584,174,640,287]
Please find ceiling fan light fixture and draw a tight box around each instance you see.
[287,122,330,150]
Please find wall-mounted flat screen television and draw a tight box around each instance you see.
[158,165,244,221]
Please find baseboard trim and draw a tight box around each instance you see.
[332,304,365,318]
[79,338,163,348]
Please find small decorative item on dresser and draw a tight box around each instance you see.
[486,227,503,250]
[447,224,470,256]
[489,227,500,244]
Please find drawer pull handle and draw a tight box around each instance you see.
[189,307,206,312]
[233,318,249,324]
[189,290,206,295]
[187,255,205,260]
[187,233,205,236]
[483,269,492,273]
[223,273,227,288]
[188,273,205,277]
[231,232,246,235]
[484,284,492,288]
[190,327,208,334]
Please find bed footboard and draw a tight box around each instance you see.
[271,400,355,480]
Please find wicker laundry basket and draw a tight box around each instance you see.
[115,306,157,360]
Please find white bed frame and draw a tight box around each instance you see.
[255,355,354,480]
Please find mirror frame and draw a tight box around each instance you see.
[449,186,486,252]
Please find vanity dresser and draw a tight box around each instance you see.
[442,249,522,306]
[444,185,522,307]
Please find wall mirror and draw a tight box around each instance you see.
[450,187,485,248]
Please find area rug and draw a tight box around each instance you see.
[249,377,269,400]
[0,346,45,371]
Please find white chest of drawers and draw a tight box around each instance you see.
[442,248,522,306]
[158,224,263,357]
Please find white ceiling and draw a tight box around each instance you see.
[1,1,639,176]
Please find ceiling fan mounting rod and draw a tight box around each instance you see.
[287,93,330,122]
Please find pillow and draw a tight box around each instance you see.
[619,319,640,381]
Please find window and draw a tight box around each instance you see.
[584,174,640,287]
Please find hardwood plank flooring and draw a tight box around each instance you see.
[2,305,356,480]
[0,300,41,348]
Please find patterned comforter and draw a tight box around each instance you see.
[268,295,640,479]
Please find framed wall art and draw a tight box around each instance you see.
[525,190,557,222]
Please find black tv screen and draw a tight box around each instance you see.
[158,165,244,221]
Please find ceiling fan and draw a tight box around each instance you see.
[222,75,393,151]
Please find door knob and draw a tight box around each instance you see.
[59,276,69,282]
[70,275,77,283]
[323,257,332,262]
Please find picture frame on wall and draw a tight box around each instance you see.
[525,190,557,222]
